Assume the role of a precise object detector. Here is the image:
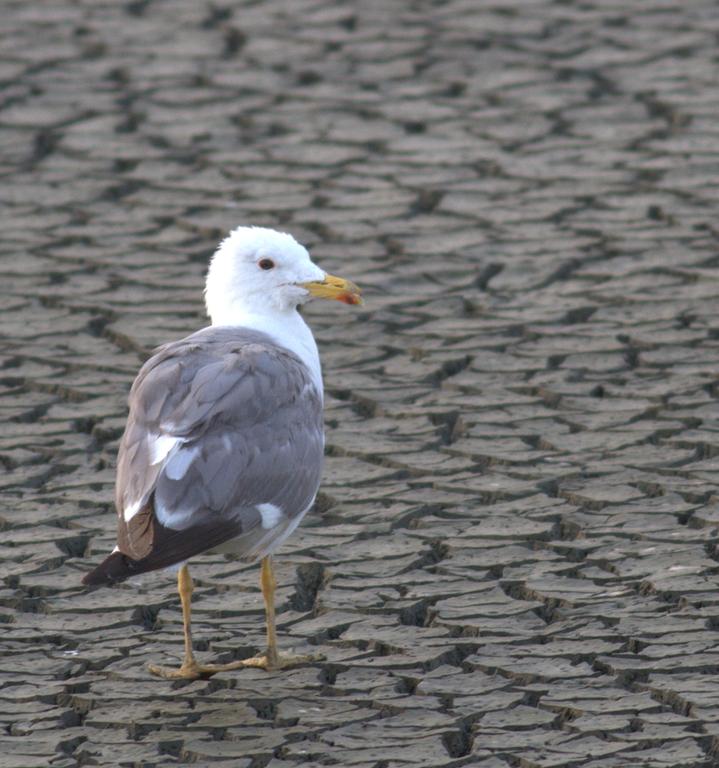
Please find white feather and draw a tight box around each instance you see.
[148,433,181,465]
[155,499,194,530]
[164,446,199,481]
[123,499,143,523]
[263,499,313,556]
[257,502,284,530]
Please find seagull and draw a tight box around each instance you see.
[83,226,361,680]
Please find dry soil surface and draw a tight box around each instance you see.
[2,1,719,767]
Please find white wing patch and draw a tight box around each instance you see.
[164,446,199,481]
[148,433,182,465]
[123,498,143,523]
[257,496,315,558]
[257,502,284,530]
[155,499,195,530]
[264,507,305,553]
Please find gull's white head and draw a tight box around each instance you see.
[204,226,361,325]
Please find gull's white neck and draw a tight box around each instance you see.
[212,307,323,397]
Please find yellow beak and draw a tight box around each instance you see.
[301,273,363,305]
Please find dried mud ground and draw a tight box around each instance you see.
[2,1,719,767]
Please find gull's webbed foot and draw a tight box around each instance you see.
[148,649,323,679]
[220,648,324,672]
[147,659,233,680]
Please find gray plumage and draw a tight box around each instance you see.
[84,326,323,584]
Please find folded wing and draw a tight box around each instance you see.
[83,327,323,585]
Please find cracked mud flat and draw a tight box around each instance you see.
[2,1,719,766]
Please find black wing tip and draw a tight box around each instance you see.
[82,551,134,586]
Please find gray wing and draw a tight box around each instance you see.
[114,327,324,572]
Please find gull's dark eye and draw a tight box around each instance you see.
[258,258,275,271]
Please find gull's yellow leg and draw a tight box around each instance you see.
[148,557,321,680]
[261,555,279,667]
[217,555,321,671]
[148,564,206,679]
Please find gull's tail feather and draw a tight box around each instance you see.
[82,551,144,586]
[82,513,247,587]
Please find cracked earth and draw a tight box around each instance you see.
[2,1,719,766]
